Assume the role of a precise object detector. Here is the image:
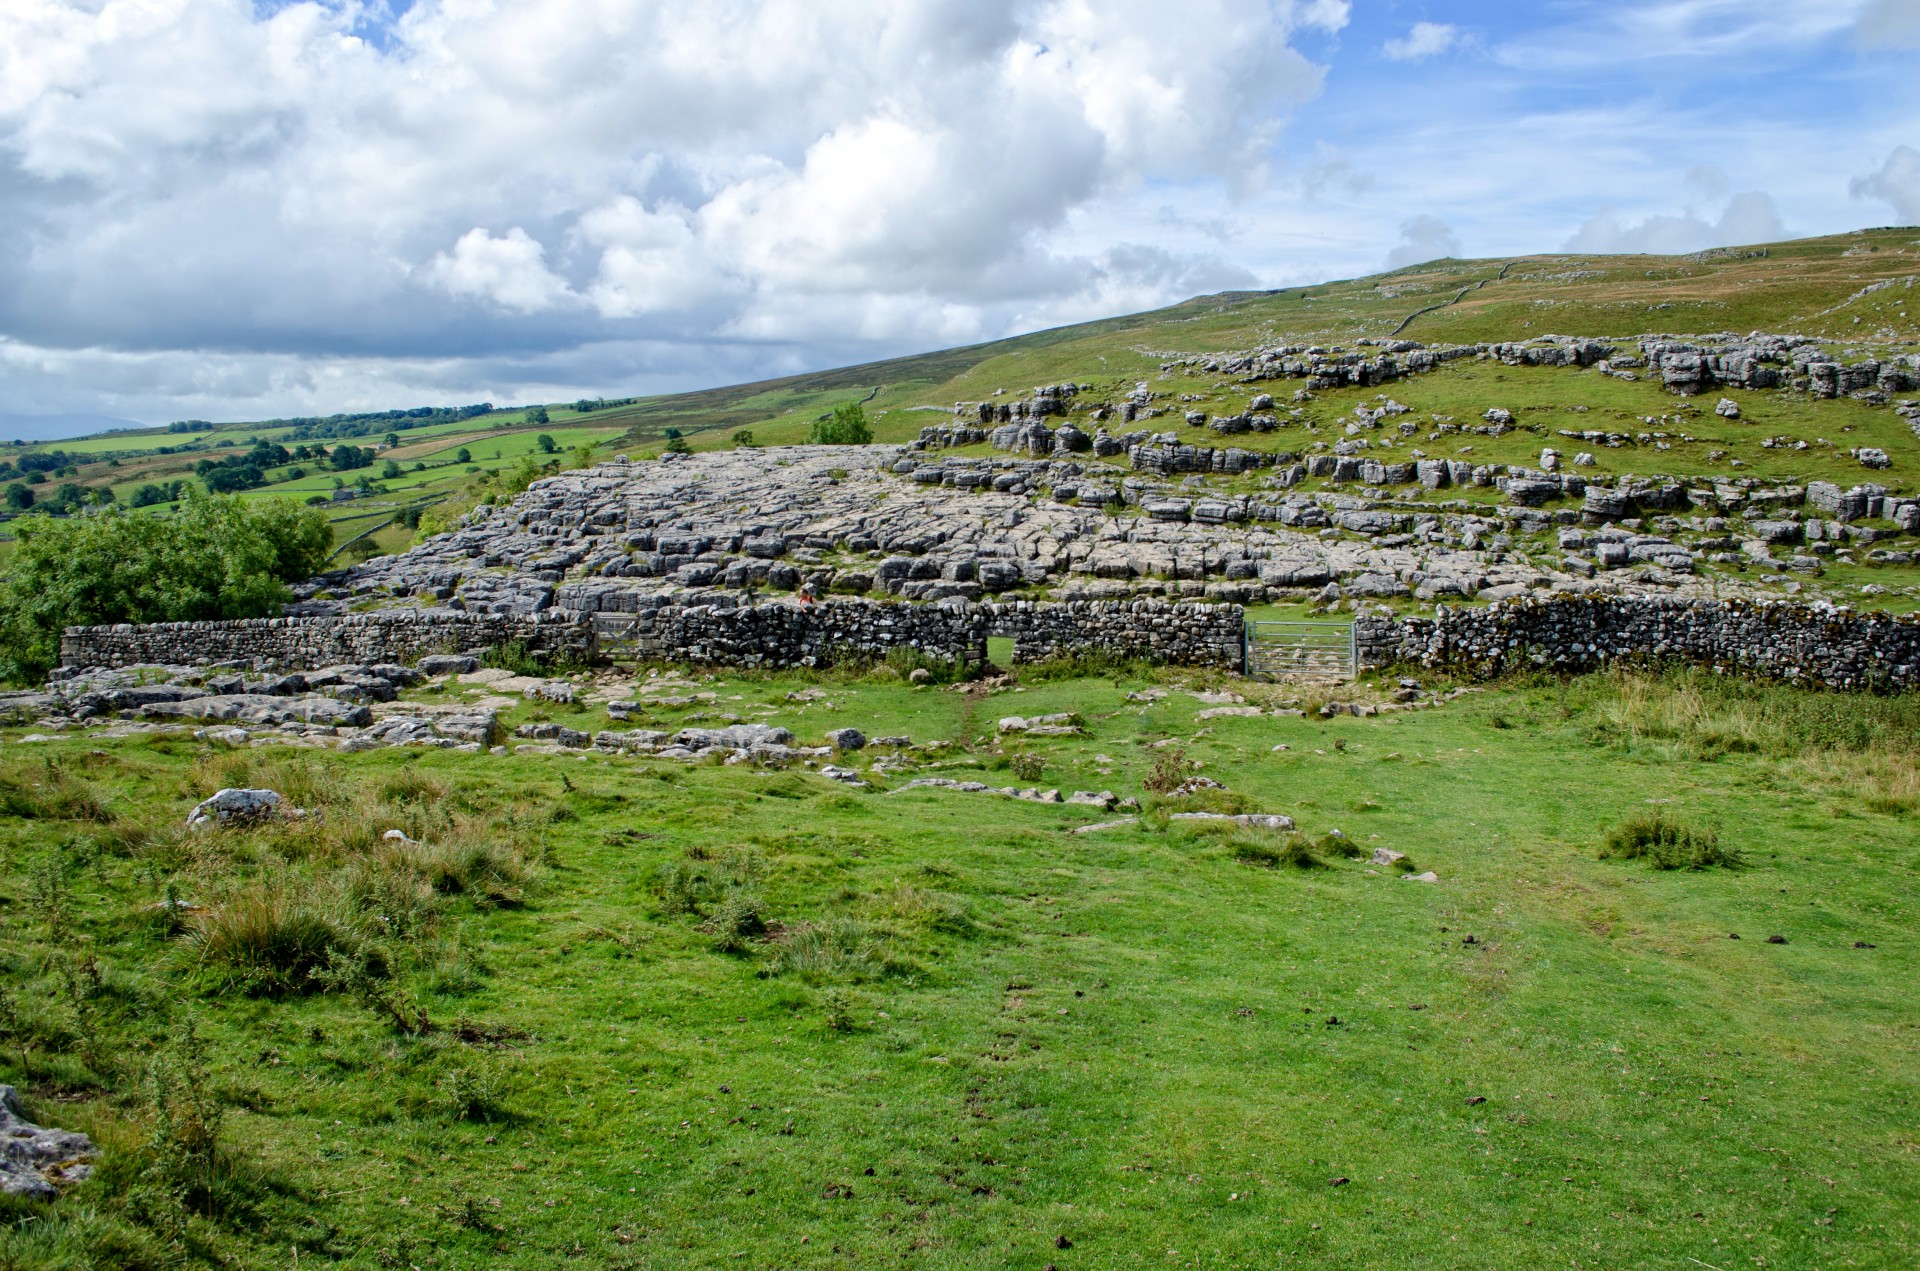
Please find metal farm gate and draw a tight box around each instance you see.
[1244,620,1355,679]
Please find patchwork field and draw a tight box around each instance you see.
[1,662,1915,1268]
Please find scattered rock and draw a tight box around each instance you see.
[186,788,292,827]
[824,727,866,752]
[1401,871,1440,883]
[0,1086,96,1200]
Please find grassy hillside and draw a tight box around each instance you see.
[1,662,1916,1267]
[608,226,1920,449]
[3,226,1916,580]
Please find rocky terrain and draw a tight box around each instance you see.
[291,333,1920,622]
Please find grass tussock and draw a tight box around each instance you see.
[766,918,891,982]
[185,880,378,995]
[1230,831,1361,870]
[1599,814,1742,871]
[0,758,115,823]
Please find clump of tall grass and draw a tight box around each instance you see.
[184,880,377,996]
[386,832,535,908]
[867,886,976,936]
[766,918,886,981]
[1599,814,1741,871]
[0,758,114,823]
[1230,831,1354,870]
[703,893,767,953]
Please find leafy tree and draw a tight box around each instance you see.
[383,432,400,449]
[381,460,402,479]
[806,401,873,445]
[730,429,758,448]
[327,444,372,471]
[0,494,333,683]
[536,433,557,454]
[5,483,32,510]
[496,455,546,496]
[200,464,263,493]
[454,448,472,464]
[526,406,549,425]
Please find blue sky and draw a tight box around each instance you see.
[0,0,1915,434]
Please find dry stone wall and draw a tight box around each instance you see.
[597,598,1245,670]
[59,611,590,673]
[61,600,1248,674]
[1354,595,1920,691]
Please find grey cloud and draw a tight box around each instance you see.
[1850,146,1920,222]
[1856,0,1920,47]
[1385,216,1461,268]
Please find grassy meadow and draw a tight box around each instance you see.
[1,663,1916,1268]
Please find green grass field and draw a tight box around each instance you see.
[2,664,1915,1268]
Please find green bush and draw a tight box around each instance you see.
[0,493,332,683]
[805,401,874,445]
[1600,814,1741,870]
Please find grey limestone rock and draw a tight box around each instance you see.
[186,788,289,827]
[1,1086,96,1200]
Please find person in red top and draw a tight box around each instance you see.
[797,584,815,605]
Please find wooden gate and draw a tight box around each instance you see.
[1244,620,1354,679]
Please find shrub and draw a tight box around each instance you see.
[138,1016,225,1221]
[0,492,332,683]
[435,1061,510,1123]
[806,402,874,445]
[480,639,545,677]
[822,988,860,1032]
[704,893,766,953]
[1600,814,1741,870]
[654,862,705,916]
[1008,752,1044,783]
[1141,746,1191,795]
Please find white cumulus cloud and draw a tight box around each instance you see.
[0,0,1350,421]
[429,228,575,314]
[1564,191,1790,254]
[1383,22,1459,61]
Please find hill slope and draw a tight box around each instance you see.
[595,226,1920,448]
